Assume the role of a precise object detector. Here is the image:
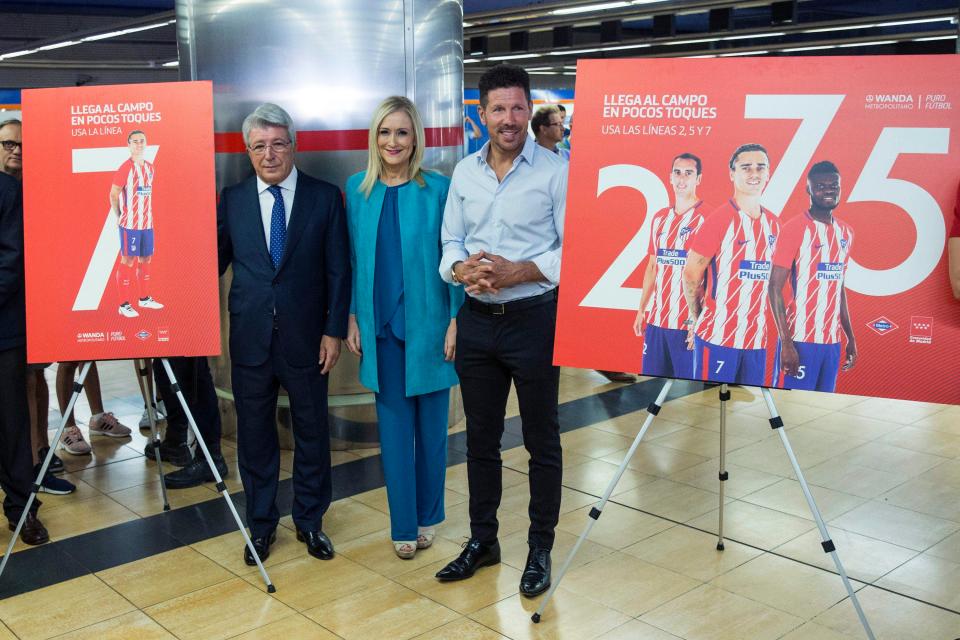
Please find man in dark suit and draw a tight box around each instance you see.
[0,171,49,545]
[218,103,350,565]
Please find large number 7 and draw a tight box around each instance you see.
[70,145,159,311]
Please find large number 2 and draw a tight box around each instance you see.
[579,165,669,310]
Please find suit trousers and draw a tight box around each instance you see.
[455,296,562,550]
[0,345,40,521]
[154,356,222,454]
[232,330,332,538]
[374,331,449,541]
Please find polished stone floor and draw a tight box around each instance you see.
[0,360,958,639]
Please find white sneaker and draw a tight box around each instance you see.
[138,296,164,309]
[89,412,132,438]
[139,401,167,429]
[59,425,92,455]
[119,303,139,318]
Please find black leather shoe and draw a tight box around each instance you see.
[163,453,228,489]
[144,440,193,467]
[243,529,276,566]
[297,529,334,560]
[8,513,49,546]
[519,547,551,597]
[435,538,500,581]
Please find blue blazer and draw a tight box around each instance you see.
[218,170,351,368]
[346,170,462,396]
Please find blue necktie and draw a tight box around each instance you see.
[268,185,286,269]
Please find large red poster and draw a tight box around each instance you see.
[22,81,220,362]
[556,56,960,404]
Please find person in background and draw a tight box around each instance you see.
[0,119,73,494]
[531,106,569,161]
[0,169,48,544]
[55,362,132,455]
[345,96,461,559]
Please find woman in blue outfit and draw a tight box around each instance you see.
[345,96,462,558]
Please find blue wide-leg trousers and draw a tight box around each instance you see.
[374,331,449,541]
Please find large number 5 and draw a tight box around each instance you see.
[844,128,949,296]
[579,165,669,310]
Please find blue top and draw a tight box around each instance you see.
[346,170,462,397]
[439,134,568,303]
[374,184,405,340]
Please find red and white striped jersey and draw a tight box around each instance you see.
[112,158,154,230]
[645,201,706,330]
[691,199,780,349]
[772,212,853,344]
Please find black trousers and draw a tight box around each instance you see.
[0,345,40,520]
[232,332,332,538]
[456,293,562,550]
[154,357,222,454]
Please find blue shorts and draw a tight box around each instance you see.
[692,336,766,386]
[642,324,693,379]
[773,340,841,392]
[119,227,154,258]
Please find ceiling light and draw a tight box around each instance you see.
[463,59,480,64]
[913,35,958,41]
[804,24,876,34]
[718,50,769,57]
[162,60,179,67]
[600,43,652,51]
[463,21,475,28]
[722,32,785,41]
[781,44,836,52]
[487,53,542,60]
[82,19,176,42]
[875,17,952,28]
[666,37,721,45]
[551,2,629,16]
[548,47,603,55]
[836,40,896,47]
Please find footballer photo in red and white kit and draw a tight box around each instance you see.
[633,152,708,379]
[111,129,163,318]
[769,160,856,392]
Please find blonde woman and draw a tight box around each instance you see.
[345,96,462,558]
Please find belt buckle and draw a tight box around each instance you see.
[492,303,505,315]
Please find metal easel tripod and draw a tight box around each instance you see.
[531,379,875,640]
[0,359,277,593]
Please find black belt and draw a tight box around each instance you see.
[467,289,557,316]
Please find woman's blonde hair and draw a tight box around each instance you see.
[359,96,426,197]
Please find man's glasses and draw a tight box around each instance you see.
[0,141,22,151]
[248,140,292,155]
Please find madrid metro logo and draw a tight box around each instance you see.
[866,316,899,336]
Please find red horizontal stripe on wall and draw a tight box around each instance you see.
[215,126,463,153]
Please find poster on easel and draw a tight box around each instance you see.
[555,56,960,404]
[21,81,220,363]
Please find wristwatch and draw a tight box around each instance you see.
[451,261,463,284]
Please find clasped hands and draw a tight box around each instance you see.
[455,251,523,295]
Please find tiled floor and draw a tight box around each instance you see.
[0,361,959,639]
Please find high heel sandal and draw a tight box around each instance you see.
[394,540,417,559]
[417,526,436,549]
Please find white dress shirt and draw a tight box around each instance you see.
[440,135,567,303]
[256,166,298,251]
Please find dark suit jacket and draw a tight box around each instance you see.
[217,170,350,368]
[0,173,25,351]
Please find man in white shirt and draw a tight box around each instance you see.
[436,64,567,598]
